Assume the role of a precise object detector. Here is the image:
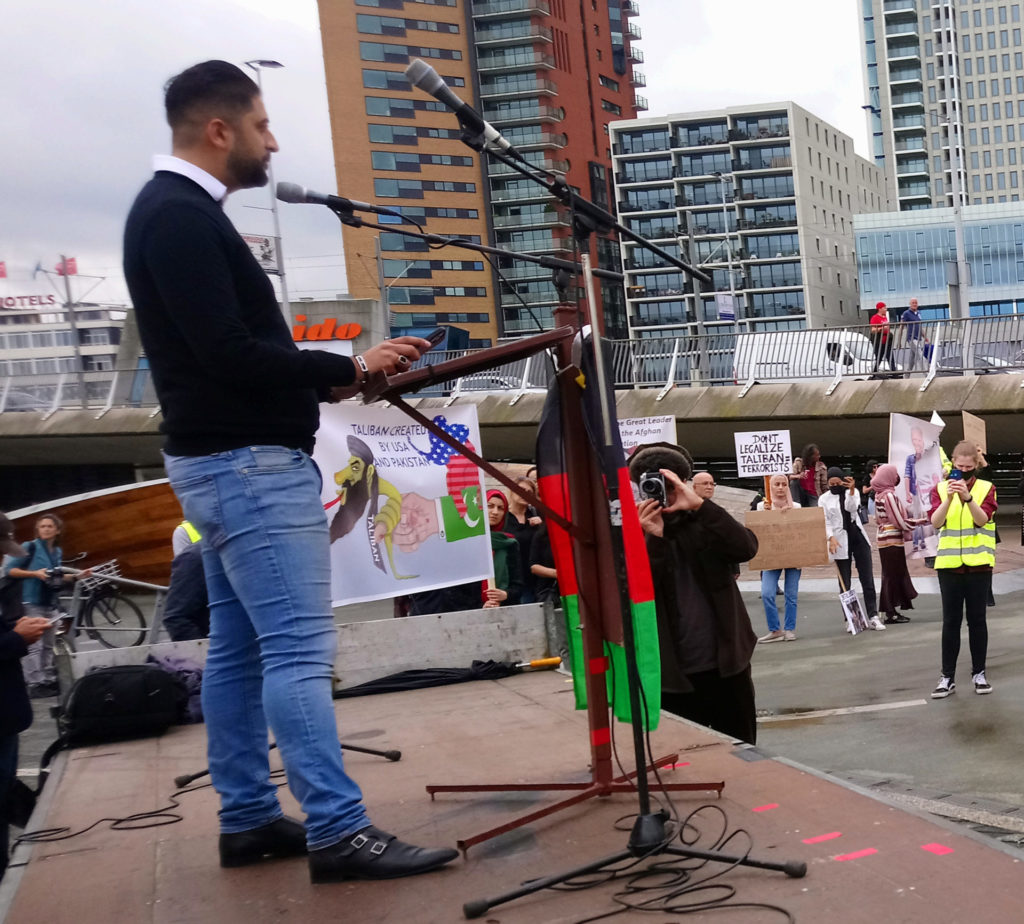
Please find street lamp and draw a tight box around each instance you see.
[244,59,291,324]
[711,171,740,332]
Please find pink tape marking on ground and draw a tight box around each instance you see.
[667,762,691,770]
[752,803,779,812]
[834,848,878,861]
[920,843,955,855]
[802,832,842,844]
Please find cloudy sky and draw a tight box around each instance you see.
[0,0,867,307]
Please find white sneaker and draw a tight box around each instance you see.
[758,630,785,644]
[931,676,955,699]
[869,616,886,631]
[972,671,993,694]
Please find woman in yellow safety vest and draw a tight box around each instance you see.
[928,440,997,699]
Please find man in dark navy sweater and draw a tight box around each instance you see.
[123,60,455,884]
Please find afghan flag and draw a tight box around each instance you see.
[536,335,661,729]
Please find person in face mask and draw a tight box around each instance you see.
[819,467,884,632]
[927,441,998,698]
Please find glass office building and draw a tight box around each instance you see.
[856,200,1024,316]
[611,103,887,336]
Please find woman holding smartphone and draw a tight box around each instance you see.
[928,441,997,699]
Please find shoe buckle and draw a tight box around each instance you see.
[351,833,369,849]
[370,840,388,856]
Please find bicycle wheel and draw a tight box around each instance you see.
[83,591,147,648]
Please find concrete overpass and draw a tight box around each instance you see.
[3,374,1024,471]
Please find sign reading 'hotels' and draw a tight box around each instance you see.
[733,429,792,479]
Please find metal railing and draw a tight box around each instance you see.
[4,317,1024,414]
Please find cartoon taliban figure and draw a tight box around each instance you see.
[329,434,415,579]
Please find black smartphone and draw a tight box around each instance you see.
[424,327,447,348]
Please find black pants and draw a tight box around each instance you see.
[0,733,17,880]
[938,570,990,679]
[871,337,893,371]
[836,530,877,618]
[662,665,757,745]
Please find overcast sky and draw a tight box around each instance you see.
[0,0,867,307]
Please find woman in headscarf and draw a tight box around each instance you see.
[756,474,802,642]
[484,489,523,608]
[871,463,917,624]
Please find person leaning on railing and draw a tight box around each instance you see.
[927,440,997,700]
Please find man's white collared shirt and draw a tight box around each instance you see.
[152,154,227,203]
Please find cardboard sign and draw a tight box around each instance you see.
[734,430,793,479]
[745,507,829,570]
[962,411,986,454]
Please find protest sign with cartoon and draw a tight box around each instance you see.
[314,404,492,606]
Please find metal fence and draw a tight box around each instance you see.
[3,316,1024,414]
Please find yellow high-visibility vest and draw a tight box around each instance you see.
[180,520,202,543]
[934,479,996,568]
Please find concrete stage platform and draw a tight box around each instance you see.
[4,672,1023,923]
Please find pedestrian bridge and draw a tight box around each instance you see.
[2,362,1023,471]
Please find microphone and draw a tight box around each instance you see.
[276,182,405,219]
[404,59,523,159]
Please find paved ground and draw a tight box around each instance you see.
[18,515,1024,856]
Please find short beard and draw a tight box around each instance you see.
[226,150,268,190]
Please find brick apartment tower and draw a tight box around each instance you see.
[318,0,643,344]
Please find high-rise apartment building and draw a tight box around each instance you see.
[610,103,886,336]
[859,0,1024,211]
[317,0,644,345]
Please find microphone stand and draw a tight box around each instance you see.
[444,124,805,919]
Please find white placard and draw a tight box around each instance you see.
[619,416,677,458]
[733,429,793,478]
[314,404,492,606]
[241,233,280,274]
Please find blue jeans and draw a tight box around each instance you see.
[164,447,369,849]
[760,568,800,632]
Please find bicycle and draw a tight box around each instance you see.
[55,559,148,650]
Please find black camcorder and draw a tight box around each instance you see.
[639,472,667,507]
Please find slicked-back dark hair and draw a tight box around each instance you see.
[164,60,260,134]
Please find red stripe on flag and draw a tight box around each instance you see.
[588,657,608,675]
[538,472,577,595]
[590,727,611,747]
[617,469,654,602]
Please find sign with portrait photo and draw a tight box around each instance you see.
[313,404,492,606]
[888,413,945,560]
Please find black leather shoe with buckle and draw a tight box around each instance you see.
[219,816,308,868]
[309,824,459,883]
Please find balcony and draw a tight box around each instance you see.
[490,185,553,203]
[475,23,553,46]
[630,69,646,87]
[618,197,675,213]
[623,0,640,14]
[490,211,570,230]
[896,160,929,176]
[512,130,568,149]
[627,20,642,39]
[886,40,921,61]
[894,136,927,151]
[483,103,563,125]
[885,22,919,39]
[479,77,558,99]
[634,94,648,112]
[737,215,796,231]
[476,51,556,72]
[891,90,924,107]
[892,113,926,132]
[628,45,644,63]
[615,169,673,184]
[472,0,550,19]
[883,0,917,14]
[734,155,793,172]
[488,156,568,176]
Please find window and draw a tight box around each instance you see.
[601,99,622,115]
[598,75,619,91]
[359,41,462,62]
